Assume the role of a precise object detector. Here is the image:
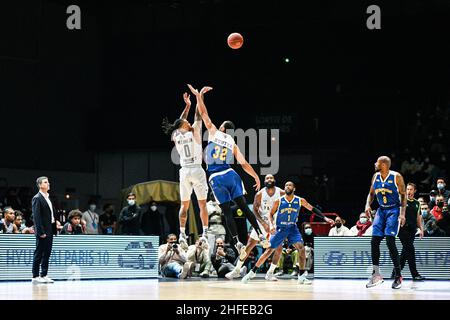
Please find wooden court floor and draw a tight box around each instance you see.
[0,277,449,300]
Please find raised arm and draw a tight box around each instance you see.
[365,173,377,217]
[300,198,334,225]
[396,173,407,227]
[187,84,217,133]
[179,92,191,120]
[233,144,261,191]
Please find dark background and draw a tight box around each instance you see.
[1,0,449,224]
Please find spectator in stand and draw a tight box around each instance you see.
[187,238,212,278]
[99,204,117,235]
[436,200,450,236]
[1,207,18,234]
[119,193,143,235]
[421,203,435,231]
[14,212,26,233]
[212,237,245,278]
[158,233,190,279]
[141,201,162,241]
[424,220,446,237]
[328,217,352,236]
[60,210,86,235]
[350,212,373,236]
[431,195,446,222]
[302,223,315,274]
[433,178,450,206]
[82,201,100,235]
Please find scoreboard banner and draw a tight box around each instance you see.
[315,237,450,280]
[0,234,159,281]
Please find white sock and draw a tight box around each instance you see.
[236,259,244,271]
[180,227,186,234]
[268,263,277,274]
[202,226,208,234]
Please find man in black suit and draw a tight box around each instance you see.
[32,176,57,284]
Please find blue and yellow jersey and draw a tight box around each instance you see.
[275,195,302,228]
[372,170,401,208]
[205,130,235,173]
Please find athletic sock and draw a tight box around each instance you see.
[233,236,241,246]
[268,263,277,274]
[373,265,380,275]
[202,226,208,235]
[251,266,258,273]
[236,259,244,270]
[180,227,186,234]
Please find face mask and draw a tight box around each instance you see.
[437,183,445,190]
[335,223,342,228]
[360,218,368,224]
[305,228,312,235]
[150,206,157,211]
[421,210,428,218]
[437,202,444,209]
[89,205,96,212]
[127,200,136,206]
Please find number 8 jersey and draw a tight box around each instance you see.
[172,121,203,167]
[372,170,401,208]
[205,130,235,173]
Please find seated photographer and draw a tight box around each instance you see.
[60,210,86,235]
[0,207,19,234]
[187,238,212,278]
[211,237,245,278]
[158,234,191,279]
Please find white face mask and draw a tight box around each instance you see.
[150,206,157,211]
[360,218,368,224]
[89,205,96,212]
[127,200,136,206]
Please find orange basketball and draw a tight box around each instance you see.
[227,32,244,49]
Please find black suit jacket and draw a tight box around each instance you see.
[32,192,57,237]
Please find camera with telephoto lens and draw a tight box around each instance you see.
[172,243,178,249]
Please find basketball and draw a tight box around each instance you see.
[227,32,244,49]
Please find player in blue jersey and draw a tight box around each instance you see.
[241,181,334,284]
[365,156,407,289]
[187,84,267,254]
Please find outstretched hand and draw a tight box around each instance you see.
[183,92,191,106]
[325,217,335,226]
[200,86,213,95]
[187,84,200,96]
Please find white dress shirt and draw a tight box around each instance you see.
[39,191,55,223]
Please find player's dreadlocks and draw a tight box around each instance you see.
[161,117,184,136]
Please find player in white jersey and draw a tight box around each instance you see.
[162,92,209,242]
[225,174,285,280]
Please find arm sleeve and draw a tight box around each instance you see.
[311,207,327,220]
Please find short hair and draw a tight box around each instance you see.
[166,233,177,240]
[36,176,48,188]
[437,177,446,183]
[222,121,235,130]
[68,209,82,220]
[103,203,113,211]
[127,193,136,199]
[378,156,391,167]
[407,182,417,190]
[14,212,23,220]
[3,207,14,214]
[285,181,296,188]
